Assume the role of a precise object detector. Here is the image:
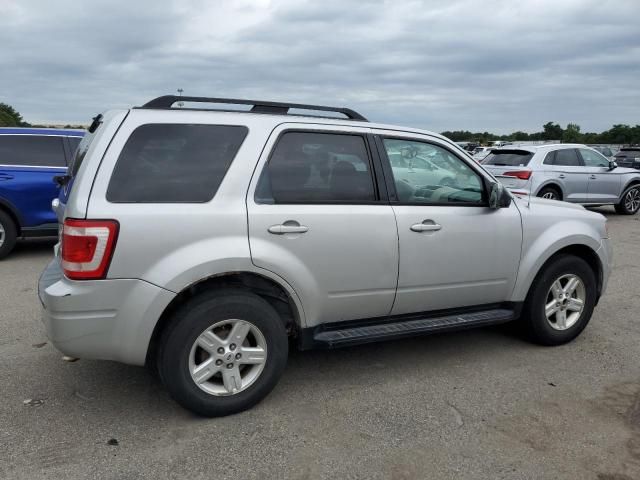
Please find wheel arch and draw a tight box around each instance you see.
[535,181,564,200]
[0,198,22,236]
[145,271,305,367]
[620,179,640,200]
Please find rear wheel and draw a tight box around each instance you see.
[158,289,288,417]
[520,254,596,346]
[614,186,640,215]
[537,186,561,201]
[0,211,17,260]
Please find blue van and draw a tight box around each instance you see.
[0,127,84,258]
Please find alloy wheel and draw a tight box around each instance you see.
[0,222,4,248]
[544,274,586,330]
[624,188,640,213]
[542,191,557,200]
[188,319,267,396]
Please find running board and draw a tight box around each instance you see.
[311,308,515,348]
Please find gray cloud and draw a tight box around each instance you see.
[0,0,637,133]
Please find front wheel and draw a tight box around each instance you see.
[614,186,640,215]
[0,210,18,260]
[158,289,289,417]
[520,254,596,346]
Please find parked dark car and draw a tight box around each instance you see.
[614,147,640,170]
[0,127,84,258]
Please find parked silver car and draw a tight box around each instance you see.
[39,97,612,416]
[482,144,640,215]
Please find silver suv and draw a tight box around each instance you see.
[482,144,640,215]
[39,96,612,416]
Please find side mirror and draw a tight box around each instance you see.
[608,160,617,171]
[489,181,512,209]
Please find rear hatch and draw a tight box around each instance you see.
[614,148,640,169]
[481,149,535,191]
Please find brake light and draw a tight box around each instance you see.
[502,170,532,180]
[61,219,119,280]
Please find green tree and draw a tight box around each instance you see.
[542,122,563,141]
[562,123,582,143]
[0,103,29,127]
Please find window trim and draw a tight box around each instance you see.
[253,128,387,206]
[374,134,490,207]
[106,123,249,204]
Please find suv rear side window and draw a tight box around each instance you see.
[0,135,66,167]
[255,131,376,204]
[482,150,533,167]
[546,149,581,166]
[107,124,248,203]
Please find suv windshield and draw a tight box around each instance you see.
[482,150,533,166]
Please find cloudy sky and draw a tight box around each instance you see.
[1,0,638,133]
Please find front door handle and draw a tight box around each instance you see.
[0,173,14,181]
[590,175,597,179]
[410,221,442,233]
[268,221,309,235]
[558,174,566,179]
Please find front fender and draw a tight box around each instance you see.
[511,220,602,301]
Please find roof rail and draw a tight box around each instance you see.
[140,95,368,121]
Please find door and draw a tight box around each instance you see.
[247,127,399,328]
[541,149,589,202]
[0,134,67,228]
[375,134,522,315]
[578,148,621,203]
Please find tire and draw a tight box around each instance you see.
[158,289,288,417]
[614,186,640,215]
[537,186,561,201]
[0,210,18,260]
[520,254,596,346]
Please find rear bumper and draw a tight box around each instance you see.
[38,259,175,365]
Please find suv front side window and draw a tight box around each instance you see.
[256,131,376,204]
[579,148,609,167]
[382,138,484,205]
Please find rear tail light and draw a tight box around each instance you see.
[502,170,532,180]
[61,219,119,280]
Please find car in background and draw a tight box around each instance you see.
[588,145,614,159]
[482,144,640,215]
[471,146,492,162]
[614,147,640,170]
[0,127,84,258]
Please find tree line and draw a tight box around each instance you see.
[0,103,84,129]
[441,122,640,145]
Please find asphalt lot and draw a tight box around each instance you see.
[1,206,639,480]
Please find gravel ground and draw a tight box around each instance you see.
[0,206,639,480]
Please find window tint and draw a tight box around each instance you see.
[67,136,82,153]
[383,138,484,205]
[482,150,533,167]
[256,132,375,203]
[552,149,581,167]
[579,148,609,167]
[0,135,66,167]
[107,124,247,203]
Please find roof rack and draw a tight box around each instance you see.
[140,95,368,121]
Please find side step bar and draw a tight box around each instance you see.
[311,308,516,348]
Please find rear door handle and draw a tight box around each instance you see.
[268,222,309,235]
[590,175,597,179]
[410,221,442,232]
[0,173,14,181]
[558,174,566,179]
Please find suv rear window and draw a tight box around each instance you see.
[0,135,66,167]
[107,124,248,203]
[482,150,533,167]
